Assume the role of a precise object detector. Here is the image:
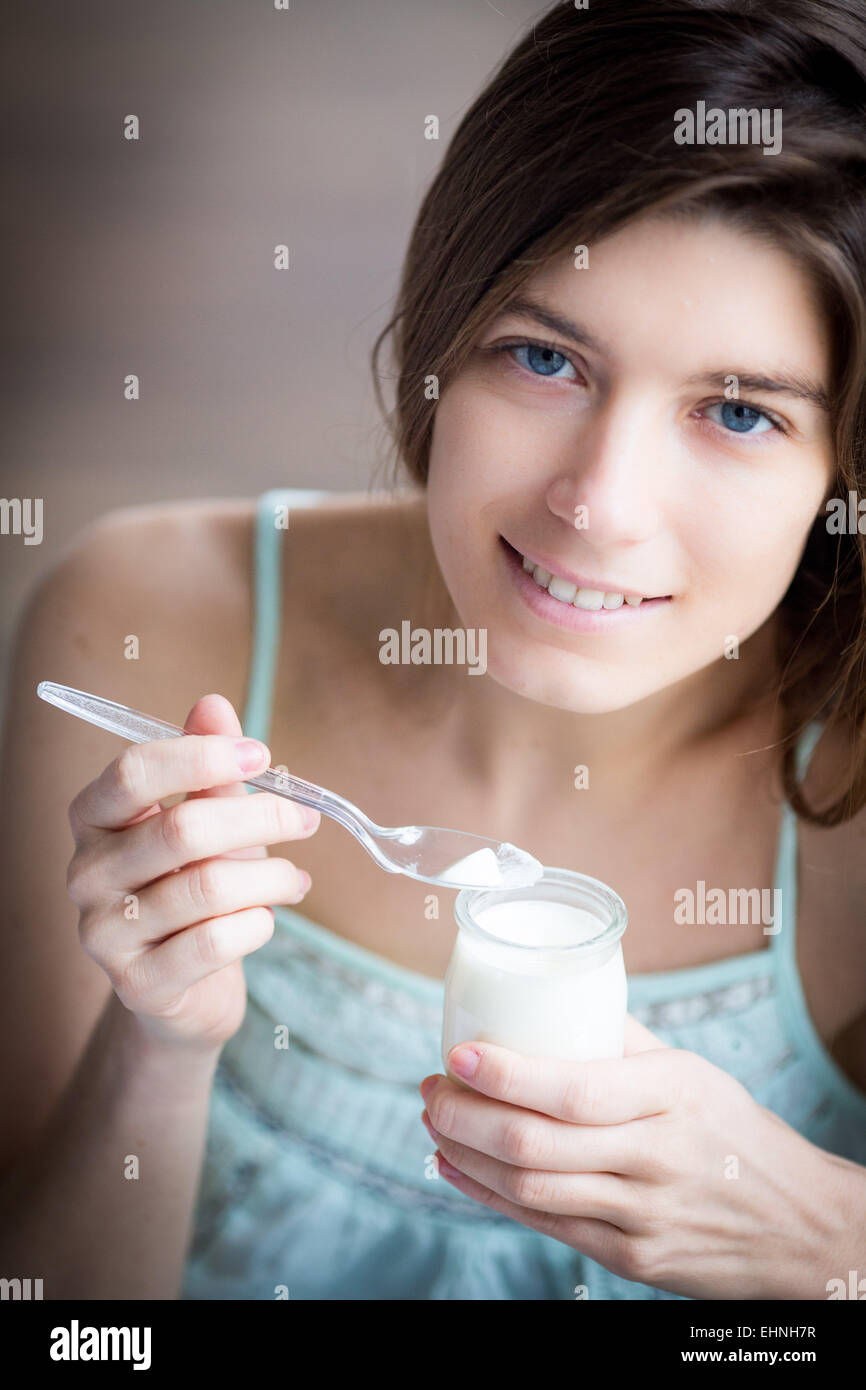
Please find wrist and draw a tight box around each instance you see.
[781,1149,866,1299]
[818,1153,866,1286]
[103,995,224,1094]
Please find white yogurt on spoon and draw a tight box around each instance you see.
[437,844,544,890]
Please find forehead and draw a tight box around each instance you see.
[513,212,830,380]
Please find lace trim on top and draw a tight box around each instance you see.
[269,915,777,1030]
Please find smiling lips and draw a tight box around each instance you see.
[502,537,670,610]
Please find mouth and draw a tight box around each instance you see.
[499,536,673,633]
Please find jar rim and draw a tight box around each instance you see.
[454,864,627,956]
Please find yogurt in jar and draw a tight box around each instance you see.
[441,870,628,1070]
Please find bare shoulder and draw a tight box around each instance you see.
[796,717,866,1081]
[26,495,262,725]
[39,486,428,719]
[798,715,866,908]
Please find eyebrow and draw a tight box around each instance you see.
[497,295,610,357]
[494,294,831,413]
[682,370,831,413]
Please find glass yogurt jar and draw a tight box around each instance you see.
[441,866,628,1074]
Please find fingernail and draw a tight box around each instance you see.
[297,870,312,894]
[236,739,267,773]
[419,1077,438,1103]
[448,1046,481,1080]
[301,806,320,831]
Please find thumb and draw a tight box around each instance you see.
[180,692,270,859]
[182,691,248,753]
[623,1011,672,1055]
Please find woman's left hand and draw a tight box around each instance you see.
[419,1015,855,1299]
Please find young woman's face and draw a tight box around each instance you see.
[424,212,837,714]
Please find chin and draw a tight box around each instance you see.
[481,643,661,714]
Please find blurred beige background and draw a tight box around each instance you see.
[2,0,543,714]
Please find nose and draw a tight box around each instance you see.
[547,392,667,545]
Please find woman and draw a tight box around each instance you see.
[1,0,864,1300]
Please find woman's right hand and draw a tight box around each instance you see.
[65,692,320,1055]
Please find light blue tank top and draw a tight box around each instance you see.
[181,487,866,1301]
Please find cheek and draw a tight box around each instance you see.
[426,416,484,604]
[682,499,819,633]
[427,394,504,560]
[429,383,531,496]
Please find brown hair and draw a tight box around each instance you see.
[370,0,866,826]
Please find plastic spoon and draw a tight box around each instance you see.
[37,681,544,891]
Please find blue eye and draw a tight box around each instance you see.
[704,400,776,435]
[508,343,578,381]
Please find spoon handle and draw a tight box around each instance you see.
[36,681,394,871]
[38,681,190,744]
[244,765,394,869]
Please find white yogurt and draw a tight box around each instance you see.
[441,897,627,1068]
[437,843,543,890]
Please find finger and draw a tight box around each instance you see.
[179,694,322,860]
[431,1153,632,1267]
[182,691,244,748]
[70,729,272,833]
[179,692,272,862]
[86,854,311,951]
[119,905,277,1013]
[422,1078,643,1174]
[85,788,317,895]
[443,1041,679,1124]
[426,1124,633,1221]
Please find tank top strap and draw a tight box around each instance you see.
[242,487,331,745]
[772,717,824,887]
[772,719,824,987]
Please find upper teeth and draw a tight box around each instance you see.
[521,553,645,608]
